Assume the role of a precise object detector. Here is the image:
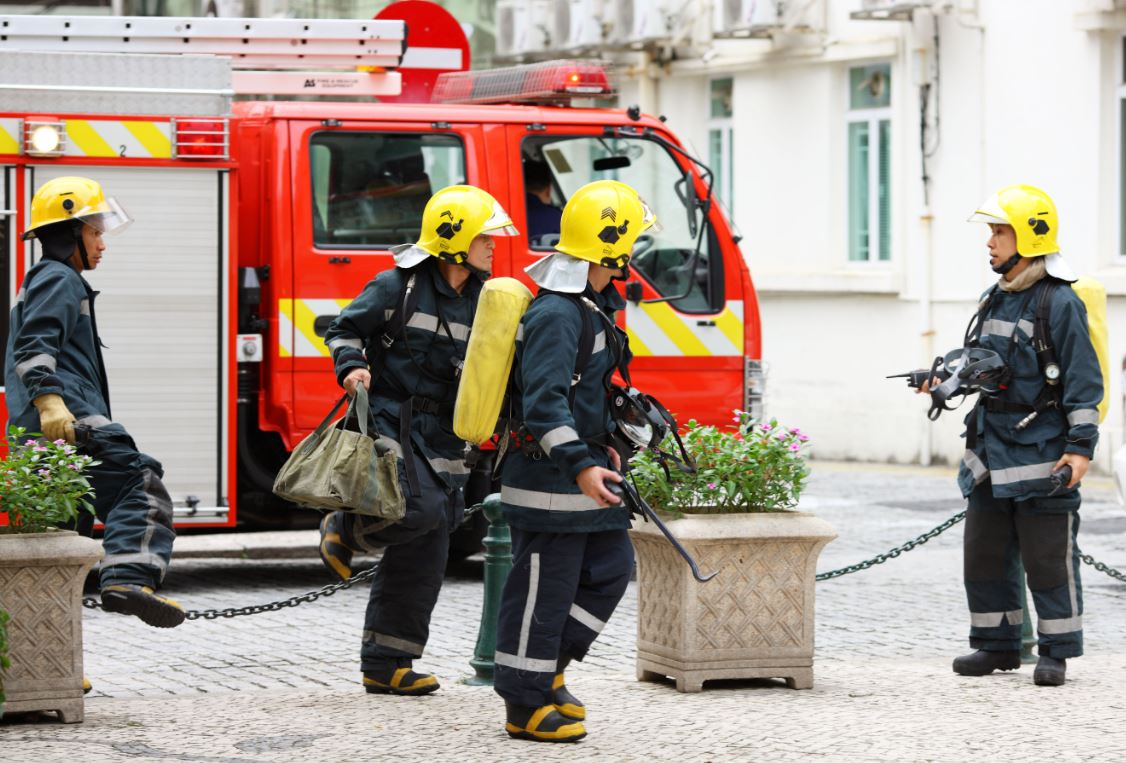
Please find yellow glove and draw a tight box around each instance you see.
[32,393,76,444]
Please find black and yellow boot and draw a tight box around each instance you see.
[552,658,585,721]
[318,512,354,583]
[362,666,440,696]
[505,703,587,743]
[101,584,186,628]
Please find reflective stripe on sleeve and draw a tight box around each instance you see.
[76,415,113,428]
[327,337,363,351]
[1067,409,1100,427]
[15,353,56,379]
[405,312,470,341]
[540,425,580,456]
[79,299,90,316]
[990,461,1056,486]
[428,456,470,476]
[501,486,601,512]
[970,609,1024,628]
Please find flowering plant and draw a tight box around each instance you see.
[0,426,97,534]
[630,411,811,516]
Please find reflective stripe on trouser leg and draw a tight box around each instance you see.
[1016,495,1084,658]
[86,425,176,589]
[559,529,634,661]
[359,459,452,673]
[494,529,586,708]
[963,484,1023,652]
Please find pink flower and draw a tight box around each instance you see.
[760,424,772,432]
[707,482,718,490]
[37,468,50,477]
[24,439,37,447]
[33,445,48,452]
[799,435,809,442]
[67,463,81,471]
[776,432,787,441]
[53,439,67,446]
[789,444,801,452]
[790,427,802,435]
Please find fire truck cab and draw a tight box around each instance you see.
[0,14,763,536]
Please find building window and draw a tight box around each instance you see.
[708,77,734,208]
[847,63,891,262]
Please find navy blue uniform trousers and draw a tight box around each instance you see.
[964,481,1083,658]
[339,447,464,673]
[494,528,634,707]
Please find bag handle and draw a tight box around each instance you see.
[307,385,370,450]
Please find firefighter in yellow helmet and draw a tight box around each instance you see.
[320,185,516,696]
[493,180,657,742]
[5,176,184,631]
[924,184,1102,687]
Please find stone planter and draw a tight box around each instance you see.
[630,511,836,692]
[0,530,103,722]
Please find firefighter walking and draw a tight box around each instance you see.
[928,185,1102,687]
[318,185,517,696]
[5,176,183,629]
[493,180,657,742]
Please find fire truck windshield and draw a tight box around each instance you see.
[522,134,722,313]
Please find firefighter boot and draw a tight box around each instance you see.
[318,512,354,582]
[952,649,1021,676]
[505,703,587,743]
[362,666,440,696]
[83,676,92,694]
[1033,656,1067,687]
[100,584,186,628]
[553,657,584,720]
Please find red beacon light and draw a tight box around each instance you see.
[432,60,614,106]
[172,118,230,160]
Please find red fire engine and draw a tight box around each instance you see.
[0,6,764,543]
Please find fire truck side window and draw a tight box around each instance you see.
[522,136,724,314]
[310,132,466,249]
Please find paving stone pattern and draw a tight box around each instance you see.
[3,461,1125,761]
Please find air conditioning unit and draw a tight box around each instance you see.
[550,0,606,51]
[498,0,552,57]
[713,0,781,38]
[607,0,677,46]
[851,0,932,21]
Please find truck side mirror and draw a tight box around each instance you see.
[625,280,643,304]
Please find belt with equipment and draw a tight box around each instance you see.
[387,392,456,496]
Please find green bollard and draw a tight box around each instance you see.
[1019,562,1037,664]
[466,493,512,686]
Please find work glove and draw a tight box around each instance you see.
[32,393,76,444]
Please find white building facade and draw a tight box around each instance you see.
[498,0,1126,472]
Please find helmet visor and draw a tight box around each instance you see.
[78,196,132,235]
[967,193,1008,225]
[480,201,519,237]
[638,196,663,235]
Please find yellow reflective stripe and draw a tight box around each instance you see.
[292,299,329,357]
[625,326,653,357]
[277,299,295,357]
[714,306,743,353]
[639,302,711,356]
[0,120,18,155]
[335,298,352,309]
[66,119,117,157]
[122,120,172,158]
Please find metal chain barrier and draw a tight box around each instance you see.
[816,511,967,582]
[81,565,379,620]
[1079,552,1126,583]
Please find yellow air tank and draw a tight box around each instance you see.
[454,277,535,444]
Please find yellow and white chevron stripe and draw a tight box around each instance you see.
[0,119,21,155]
[626,300,744,357]
[280,297,745,358]
[278,298,350,358]
[64,119,172,159]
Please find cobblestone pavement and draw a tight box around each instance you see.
[3,460,1125,761]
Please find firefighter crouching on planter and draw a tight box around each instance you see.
[921,185,1102,687]
[494,180,657,743]
[5,176,183,629]
[319,185,517,696]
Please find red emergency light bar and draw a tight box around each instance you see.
[431,60,614,106]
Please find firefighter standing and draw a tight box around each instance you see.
[319,186,517,696]
[493,180,657,742]
[5,176,183,628]
[934,185,1102,687]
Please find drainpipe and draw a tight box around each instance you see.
[919,206,935,466]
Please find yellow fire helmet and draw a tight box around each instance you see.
[397,185,518,268]
[968,184,1059,257]
[554,179,658,268]
[22,175,132,241]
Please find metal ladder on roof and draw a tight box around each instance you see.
[0,14,417,95]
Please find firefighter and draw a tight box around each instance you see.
[319,185,517,696]
[5,176,183,628]
[926,185,1102,687]
[493,180,657,743]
